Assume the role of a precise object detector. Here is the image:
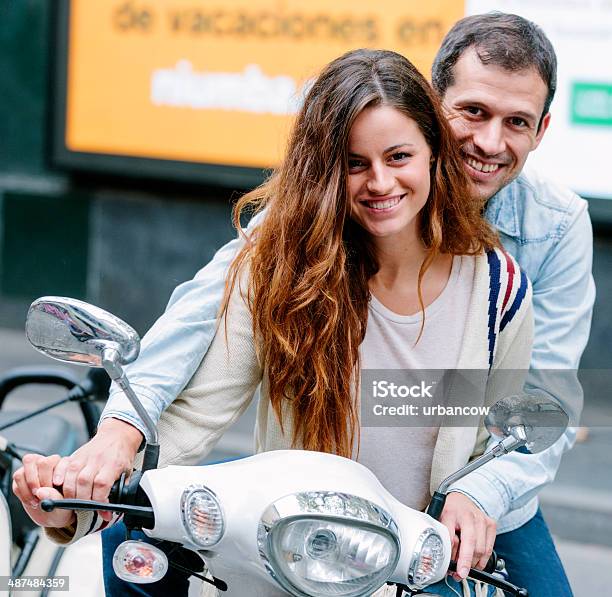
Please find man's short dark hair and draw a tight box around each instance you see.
[431,12,557,124]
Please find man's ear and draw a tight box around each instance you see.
[533,112,551,149]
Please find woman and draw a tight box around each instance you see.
[14,49,531,597]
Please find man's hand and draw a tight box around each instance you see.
[440,492,496,581]
[49,417,143,521]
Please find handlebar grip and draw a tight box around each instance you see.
[449,551,500,576]
[484,550,499,574]
[108,473,126,503]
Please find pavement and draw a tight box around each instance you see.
[539,425,612,548]
[1,326,611,596]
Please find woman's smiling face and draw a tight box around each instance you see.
[347,104,433,243]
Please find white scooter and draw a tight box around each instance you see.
[24,297,569,597]
[1,366,108,597]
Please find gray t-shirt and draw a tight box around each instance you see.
[358,255,475,510]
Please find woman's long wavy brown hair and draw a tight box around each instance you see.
[223,49,498,457]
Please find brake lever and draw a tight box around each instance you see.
[40,498,154,526]
[448,560,528,596]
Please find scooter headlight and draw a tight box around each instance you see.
[180,485,224,548]
[258,491,400,597]
[407,528,445,588]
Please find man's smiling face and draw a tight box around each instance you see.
[442,47,551,202]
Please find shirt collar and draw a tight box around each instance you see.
[485,181,520,238]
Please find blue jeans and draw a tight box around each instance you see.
[494,508,572,596]
[102,508,571,596]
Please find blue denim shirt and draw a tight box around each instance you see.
[102,167,595,533]
[448,167,595,532]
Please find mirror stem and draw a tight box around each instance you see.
[427,429,527,520]
[439,431,526,494]
[102,348,159,446]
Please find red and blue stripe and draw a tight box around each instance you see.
[487,248,528,367]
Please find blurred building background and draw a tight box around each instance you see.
[0,0,611,348]
[1,0,611,351]
[0,1,238,334]
[1,1,612,593]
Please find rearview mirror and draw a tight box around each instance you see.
[26,297,140,367]
[485,393,569,453]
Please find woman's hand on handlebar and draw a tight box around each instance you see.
[12,454,75,528]
[48,417,143,521]
[440,491,497,582]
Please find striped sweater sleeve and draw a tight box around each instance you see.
[45,511,122,545]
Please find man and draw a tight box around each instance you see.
[428,14,593,595]
[14,12,593,597]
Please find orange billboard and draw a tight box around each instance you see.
[56,0,465,183]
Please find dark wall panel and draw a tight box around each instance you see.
[0,0,53,174]
[1,191,89,299]
[89,191,234,334]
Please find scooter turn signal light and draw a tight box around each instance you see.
[112,540,169,584]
